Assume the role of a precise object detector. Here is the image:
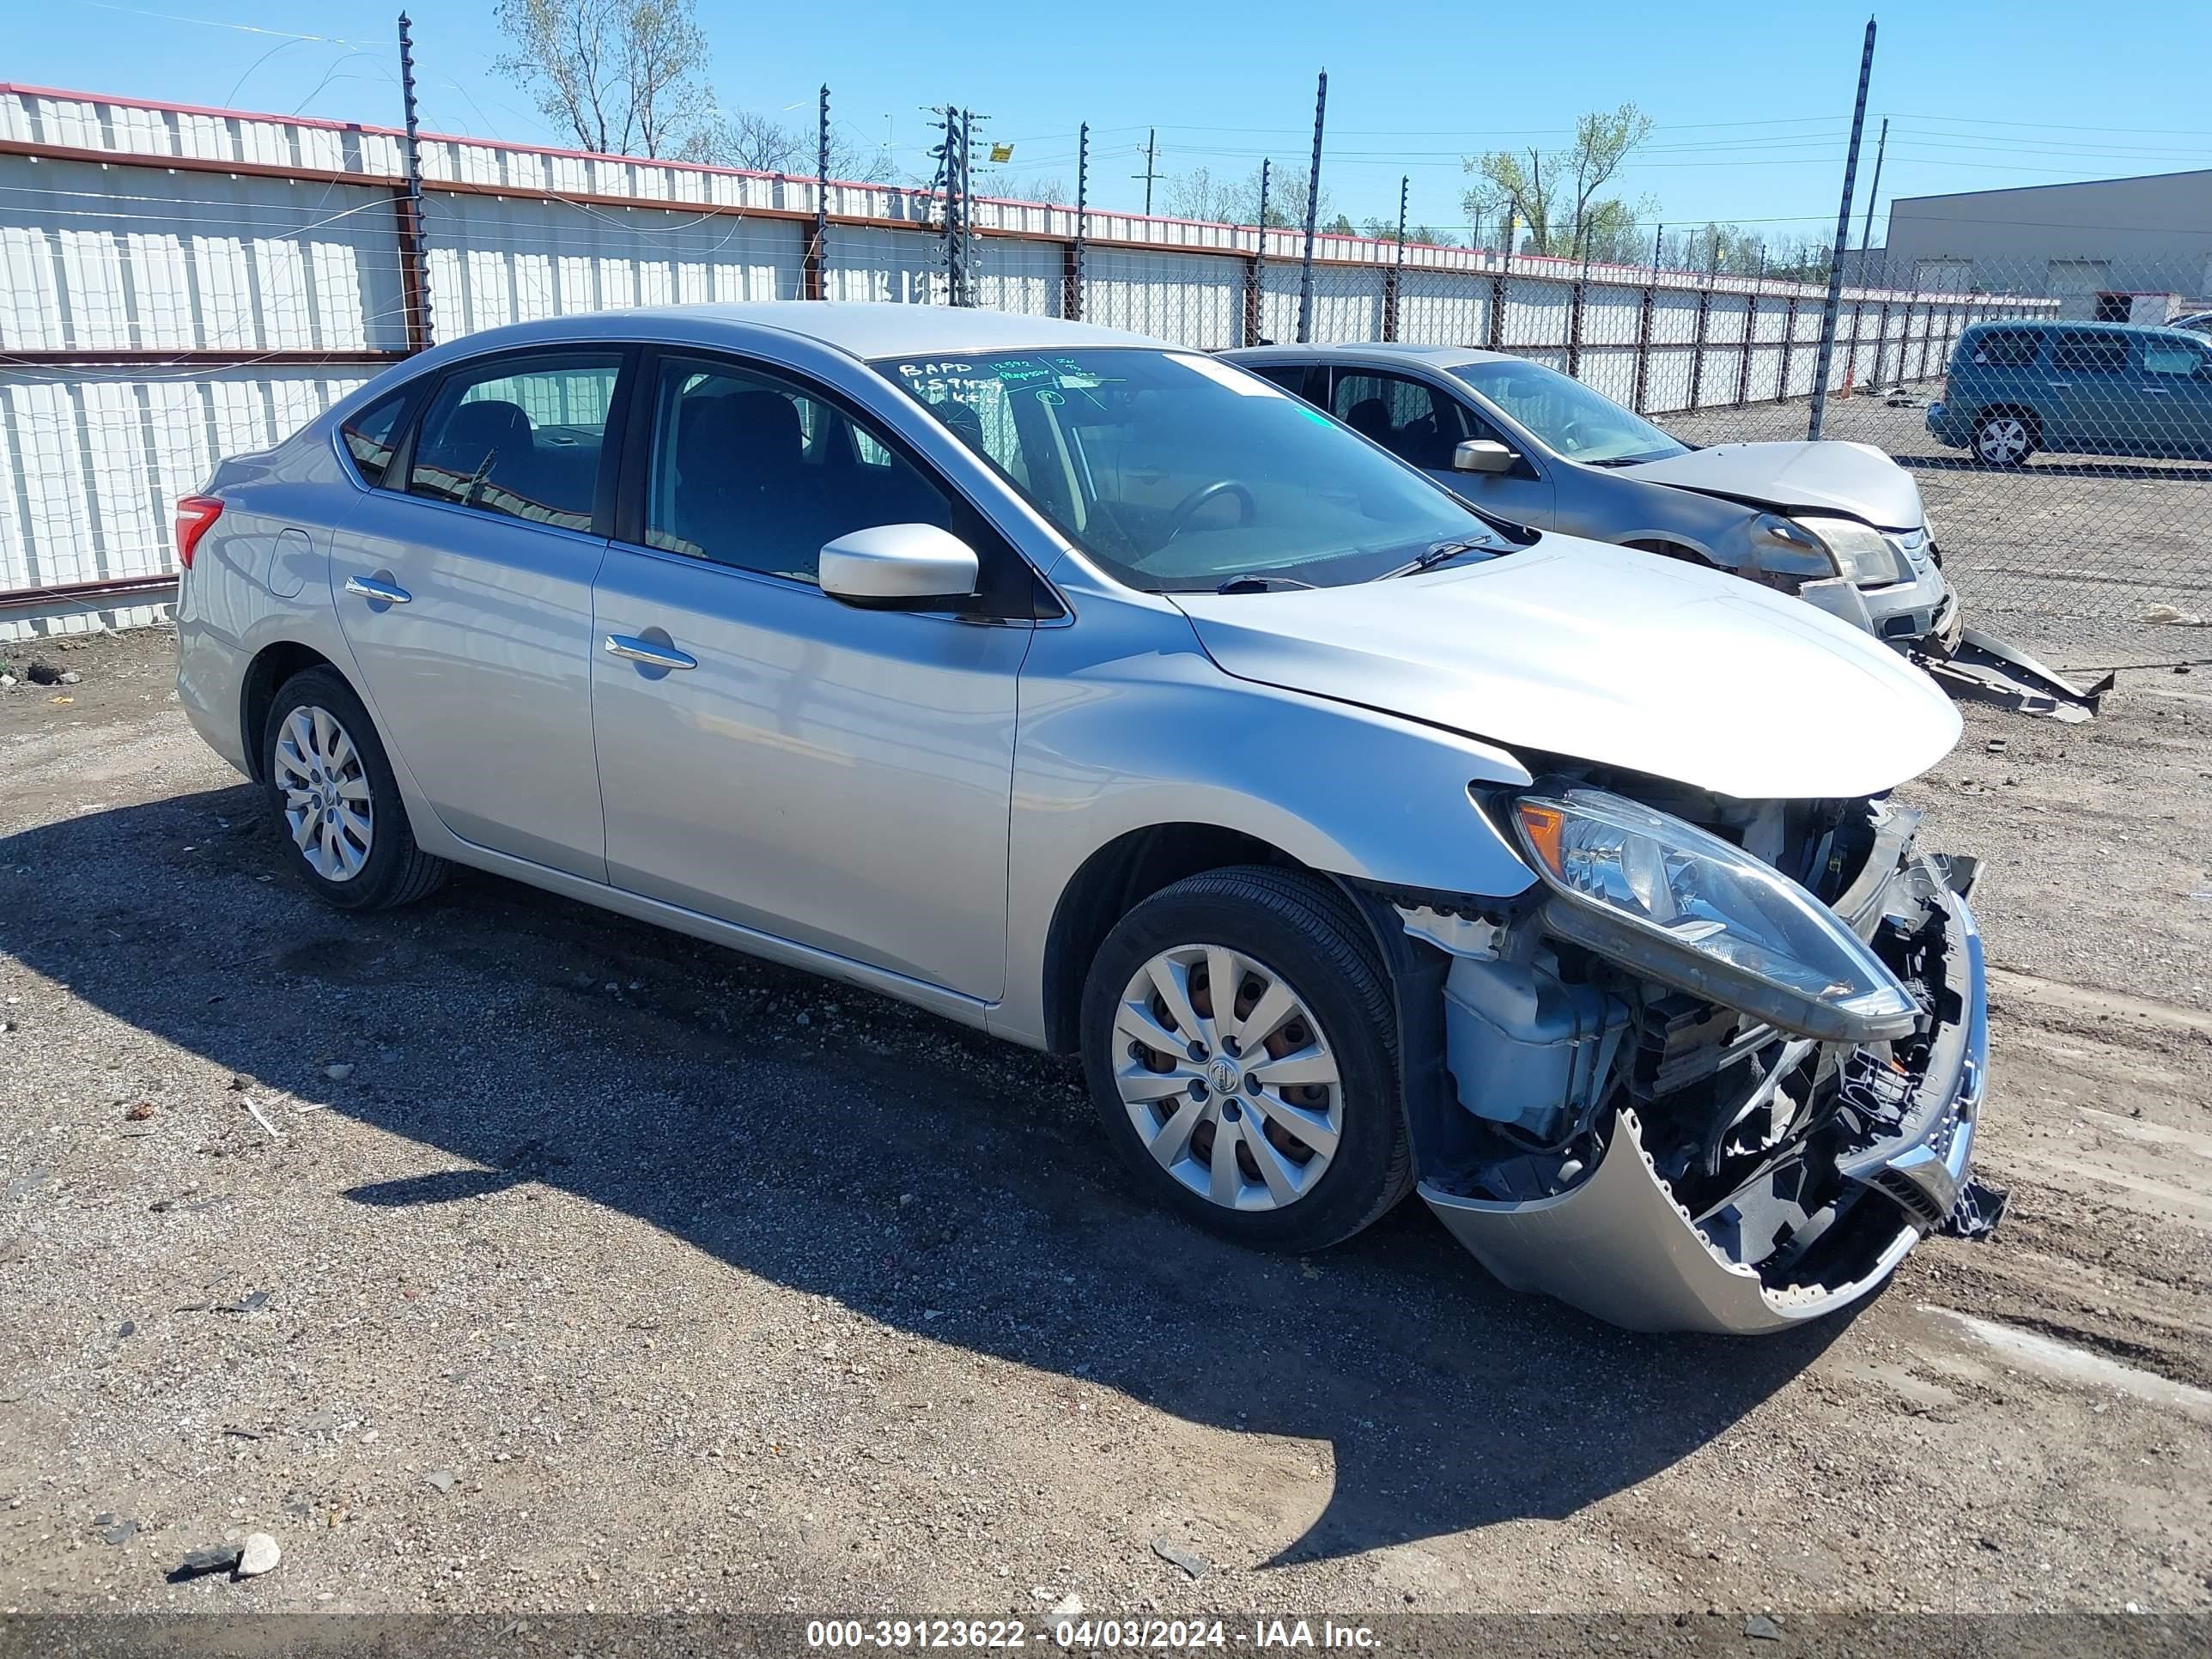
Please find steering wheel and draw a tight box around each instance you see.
[1163,479,1256,544]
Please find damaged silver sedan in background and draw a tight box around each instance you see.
[173,304,1998,1337]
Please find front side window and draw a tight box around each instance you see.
[879,349,1512,593]
[339,387,413,488]
[2142,339,2212,378]
[643,358,951,584]
[1328,371,1472,470]
[407,354,623,532]
[2051,331,2129,374]
[1455,359,1687,465]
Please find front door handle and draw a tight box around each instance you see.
[604,634,697,672]
[344,574,411,605]
[2045,381,2071,391]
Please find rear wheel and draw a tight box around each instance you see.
[1079,866,1412,1253]
[1972,410,2036,467]
[260,666,448,911]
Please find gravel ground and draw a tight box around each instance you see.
[2,628,2209,1623]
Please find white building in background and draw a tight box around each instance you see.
[1879,169,2212,319]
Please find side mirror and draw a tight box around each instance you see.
[819,523,981,611]
[1452,438,1518,476]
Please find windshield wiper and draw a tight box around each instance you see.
[1213,574,1316,593]
[1380,538,1494,580]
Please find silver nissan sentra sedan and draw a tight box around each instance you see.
[173,303,1992,1334]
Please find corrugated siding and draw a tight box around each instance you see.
[0,84,2045,632]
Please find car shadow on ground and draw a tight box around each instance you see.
[0,784,1858,1564]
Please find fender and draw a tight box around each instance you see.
[994,593,1539,1047]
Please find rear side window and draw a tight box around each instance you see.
[339,388,413,487]
[407,354,623,532]
[2051,331,2129,374]
[1967,329,2043,368]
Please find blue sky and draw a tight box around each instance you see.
[15,0,2212,243]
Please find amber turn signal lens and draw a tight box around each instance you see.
[1516,801,1566,877]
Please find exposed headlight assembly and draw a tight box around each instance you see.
[1794,514,1906,586]
[1745,514,1837,581]
[1510,787,1917,1042]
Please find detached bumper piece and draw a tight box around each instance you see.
[1417,839,1991,1336]
[1915,624,2112,724]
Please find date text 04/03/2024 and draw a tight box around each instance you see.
[803,1619,1380,1650]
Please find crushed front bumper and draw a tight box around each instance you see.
[1418,860,1989,1335]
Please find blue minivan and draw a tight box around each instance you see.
[1928,320,2212,465]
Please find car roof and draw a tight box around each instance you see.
[1967,317,2203,341]
[404,302,1160,366]
[1223,341,1522,371]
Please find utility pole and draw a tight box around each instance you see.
[394,12,432,350]
[959,106,976,305]
[806,83,830,301]
[1295,69,1327,344]
[931,105,963,307]
[1134,127,1159,216]
[1857,115,1889,279]
[1809,17,1877,441]
[1651,223,1663,271]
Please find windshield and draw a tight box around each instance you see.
[1458,359,1687,465]
[876,349,1514,592]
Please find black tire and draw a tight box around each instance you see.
[1079,865,1413,1253]
[1971,408,2037,468]
[260,665,449,912]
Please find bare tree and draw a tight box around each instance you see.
[704,107,892,180]
[1462,102,1652,258]
[495,0,714,159]
[1165,162,1336,229]
[1163,166,1242,222]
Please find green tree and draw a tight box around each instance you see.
[1462,102,1653,258]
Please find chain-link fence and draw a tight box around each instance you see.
[4,82,2209,669]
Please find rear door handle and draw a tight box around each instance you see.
[2140,386,2172,395]
[604,634,697,672]
[344,574,411,605]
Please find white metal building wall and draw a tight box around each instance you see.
[0,83,2037,638]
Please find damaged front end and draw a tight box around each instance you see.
[1389,785,1991,1335]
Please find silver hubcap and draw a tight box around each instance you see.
[1113,944,1343,1212]
[1977,417,2028,463]
[272,704,373,882]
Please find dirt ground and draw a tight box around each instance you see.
[1,626,2209,1623]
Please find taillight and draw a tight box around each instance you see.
[174,495,223,569]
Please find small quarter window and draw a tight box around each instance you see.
[339,388,413,488]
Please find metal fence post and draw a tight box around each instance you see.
[1808,16,1877,440]
[1689,278,1712,410]
[805,84,830,302]
[1064,123,1087,322]
[393,13,433,351]
[1382,173,1407,343]
[1296,70,1326,344]
[1246,160,1271,348]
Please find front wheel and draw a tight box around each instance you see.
[1972,410,2036,467]
[1079,866,1413,1253]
